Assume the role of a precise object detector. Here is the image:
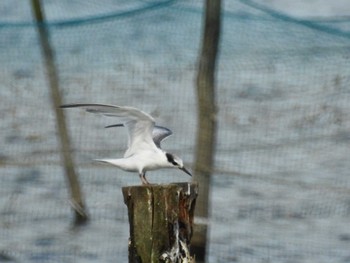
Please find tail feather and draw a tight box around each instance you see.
[94,159,115,165]
[94,158,135,173]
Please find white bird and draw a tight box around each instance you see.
[60,103,192,185]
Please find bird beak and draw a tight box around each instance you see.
[179,166,192,177]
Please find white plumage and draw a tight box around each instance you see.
[61,103,191,184]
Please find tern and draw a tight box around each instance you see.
[60,103,192,185]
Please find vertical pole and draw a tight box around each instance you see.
[192,0,221,262]
[30,0,88,225]
[122,183,198,263]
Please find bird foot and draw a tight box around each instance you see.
[140,173,151,185]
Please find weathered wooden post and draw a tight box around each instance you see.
[31,0,88,225]
[193,0,221,261]
[122,182,198,263]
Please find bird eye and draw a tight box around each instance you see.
[166,153,178,166]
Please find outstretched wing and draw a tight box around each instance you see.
[150,126,172,148]
[106,124,172,148]
[60,103,157,157]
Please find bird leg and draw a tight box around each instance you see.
[140,172,150,185]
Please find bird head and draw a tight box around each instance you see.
[165,153,192,176]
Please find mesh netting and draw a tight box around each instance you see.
[1,0,350,262]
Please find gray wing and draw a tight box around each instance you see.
[106,124,172,148]
[60,103,157,156]
[60,103,155,121]
[151,126,172,148]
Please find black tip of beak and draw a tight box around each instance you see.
[180,166,192,177]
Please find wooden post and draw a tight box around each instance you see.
[122,183,198,263]
[193,0,221,261]
[30,0,88,225]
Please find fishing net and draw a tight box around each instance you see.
[1,0,350,262]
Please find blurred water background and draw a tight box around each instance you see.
[1,0,350,262]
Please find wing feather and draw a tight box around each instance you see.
[105,124,172,148]
[61,103,157,156]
